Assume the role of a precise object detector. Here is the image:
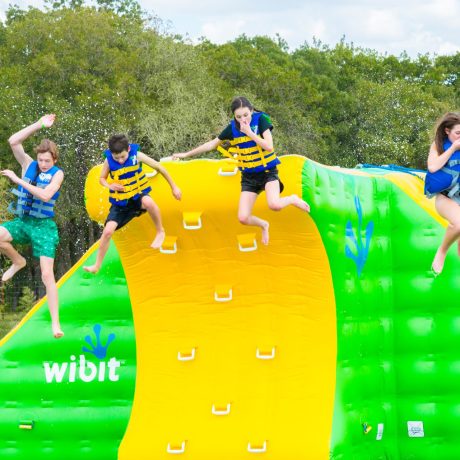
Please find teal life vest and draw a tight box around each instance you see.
[424,140,460,201]
[217,112,280,173]
[105,143,152,207]
[9,161,61,218]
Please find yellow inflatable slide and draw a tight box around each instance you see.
[86,155,336,459]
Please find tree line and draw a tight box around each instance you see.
[0,0,458,305]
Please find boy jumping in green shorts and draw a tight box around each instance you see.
[0,114,64,339]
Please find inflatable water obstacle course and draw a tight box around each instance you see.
[0,155,457,459]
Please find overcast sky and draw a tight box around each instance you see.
[1,0,459,57]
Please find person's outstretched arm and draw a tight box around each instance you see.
[138,152,182,200]
[8,114,56,172]
[172,137,222,160]
[427,139,460,173]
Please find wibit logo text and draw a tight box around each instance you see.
[43,324,121,384]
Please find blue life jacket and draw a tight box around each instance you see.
[105,143,152,207]
[424,140,460,199]
[217,112,280,173]
[9,161,61,218]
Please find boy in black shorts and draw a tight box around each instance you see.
[84,134,181,274]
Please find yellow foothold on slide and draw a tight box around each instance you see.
[160,236,178,254]
[237,233,257,252]
[183,212,202,230]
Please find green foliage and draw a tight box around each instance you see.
[0,310,26,339]
[349,79,447,168]
[0,176,13,223]
[0,2,458,279]
[198,35,324,159]
[129,33,226,156]
[17,286,35,312]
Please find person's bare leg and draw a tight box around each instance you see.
[142,195,165,249]
[0,227,26,282]
[40,256,63,339]
[432,194,460,274]
[238,191,270,244]
[265,180,310,213]
[83,221,118,273]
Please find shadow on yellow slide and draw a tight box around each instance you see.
[86,155,337,459]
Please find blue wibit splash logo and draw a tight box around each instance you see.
[82,324,115,359]
[345,196,374,276]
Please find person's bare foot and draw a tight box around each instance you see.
[2,257,26,282]
[431,249,446,276]
[52,324,64,339]
[261,222,270,245]
[151,230,166,249]
[291,195,310,212]
[83,265,100,274]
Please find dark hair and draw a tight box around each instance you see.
[108,134,129,154]
[34,139,59,162]
[230,96,265,131]
[231,96,254,114]
[434,112,460,155]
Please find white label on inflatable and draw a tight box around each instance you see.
[408,421,424,437]
[376,423,384,441]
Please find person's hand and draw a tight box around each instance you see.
[172,153,188,160]
[452,138,460,151]
[40,114,56,128]
[239,119,252,135]
[172,186,182,200]
[1,169,20,184]
[109,183,125,192]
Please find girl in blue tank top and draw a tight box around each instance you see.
[427,112,460,276]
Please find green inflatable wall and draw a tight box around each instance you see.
[303,161,458,460]
[0,244,135,460]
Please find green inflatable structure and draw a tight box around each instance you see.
[0,158,457,459]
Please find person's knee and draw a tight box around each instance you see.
[450,221,460,233]
[238,213,250,225]
[143,197,158,212]
[41,268,55,285]
[102,226,115,240]
[267,200,282,212]
[0,227,12,243]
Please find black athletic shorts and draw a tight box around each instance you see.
[240,167,285,195]
[106,197,146,230]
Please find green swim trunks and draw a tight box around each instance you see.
[0,216,59,258]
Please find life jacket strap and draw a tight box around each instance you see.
[227,146,260,155]
[217,145,235,160]
[229,136,252,145]
[110,172,150,202]
[111,164,140,178]
[218,145,275,169]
